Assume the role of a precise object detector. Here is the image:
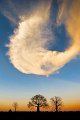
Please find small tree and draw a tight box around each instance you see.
[51,96,62,112]
[28,94,48,112]
[12,102,18,112]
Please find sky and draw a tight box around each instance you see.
[0,0,80,111]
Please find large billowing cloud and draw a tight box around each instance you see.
[5,0,80,76]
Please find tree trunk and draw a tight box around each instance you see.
[15,107,16,112]
[55,101,58,112]
[56,104,58,112]
[37,103,40,112]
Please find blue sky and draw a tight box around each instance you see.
[0,0,80,111]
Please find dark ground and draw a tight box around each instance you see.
[0,111,80,119]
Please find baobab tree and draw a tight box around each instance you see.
[28,94,48,112]
[12,102,18,112]
[51,96,62,112]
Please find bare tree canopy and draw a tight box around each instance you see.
[12,102,18,112]
[28,94,48,112]
[51,96,62,112]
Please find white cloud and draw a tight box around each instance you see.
[7,0,80,76]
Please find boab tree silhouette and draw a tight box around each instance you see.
[28,94,48,112]
[51,96,62,112]
[12,102,18,112]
